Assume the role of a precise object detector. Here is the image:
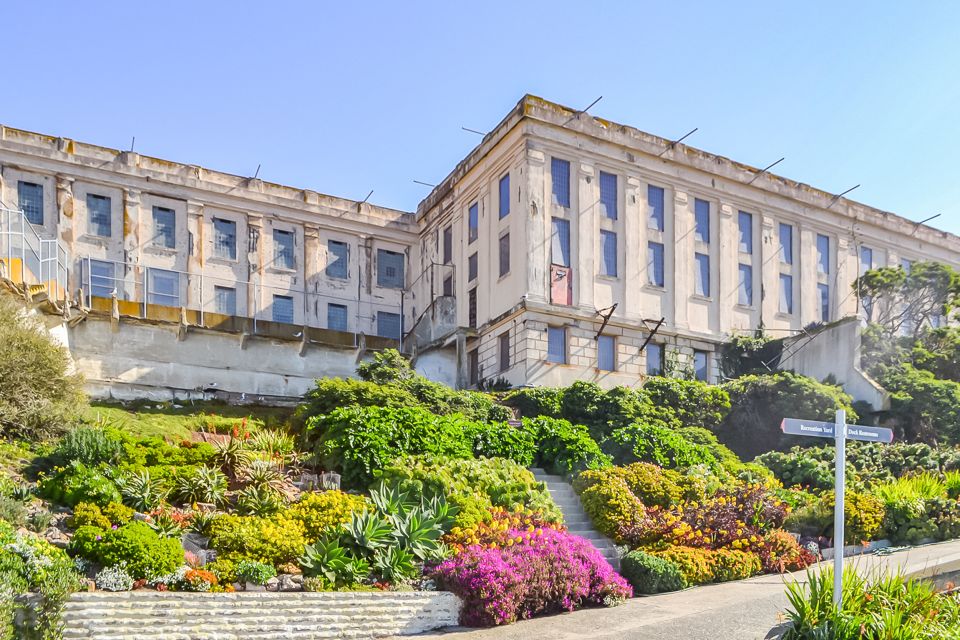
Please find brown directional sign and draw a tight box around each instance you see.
[780,418,894,443]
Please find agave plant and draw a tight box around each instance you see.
[186,508,217,537]
[148,511,184,538]
[116,469,168,511]
[173,466,228,505]
[11,483,34,502]
[214,437,254,480]
[299,537,350,583]
[372,546,416,583]
[369,482,418,518]
[240,460,285,491]
[343,510,394,552]
[235,484,284,516]
[393,509,445,561]
[249,429,296,460]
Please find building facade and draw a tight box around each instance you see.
[2,94,959,398]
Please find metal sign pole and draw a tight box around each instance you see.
[833,408,846,608]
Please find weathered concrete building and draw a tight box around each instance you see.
[2,95,958,401]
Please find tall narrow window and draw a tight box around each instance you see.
[377,249,405,288]
[499,332,510,372]
[738,211,753,254]
[648,241,665,287]
[779,223,793,264]
[860,245,873,275]
[87,194,112,237]
[551,217,570,267]
[693,351,709,382]
[468,288,477,329]
[153,206,176,248]
[18,181,43,226]
[468,253,478,281]
[499,233,510,277]
[442,226,453,263]
[901,258,913,273]
[694,198,710,243]
[816,234,830,274]
[551,158,570,208]
[148,269,179,307]
[468,203,479,243]
[738,264,753,306]
[818,283,830,322]
[779,273,794,314]
[443,275,453,296]
[377,311,402,340]
[648,185,665,231]
[327,240,349,278]
[327,303,348,331]
[499,174,510,218]
[598,335,616,371]
[695,252,710,297]
[646,343,663,376]
[88,260,114,298]
[599,171,617,220]
[214,285,236,316]
[600,230,618,277]
[547,327,566,364]
[213,218,237,260]
[468,350,479,386]
[274,229,295,269]
[272,295,294,323]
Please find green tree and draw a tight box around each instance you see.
[853,262,960,340]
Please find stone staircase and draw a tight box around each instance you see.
[531,468,620,571]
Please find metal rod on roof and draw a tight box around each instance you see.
[562,96,604,125]
[746,157,785,185]
[657,127,698,157]
[413,180,436,187]
[130,137,136,152]
[253,164,261,180]
[911,213,941,235]
[461,126,485,136]
[827,184,860,208]
[361,190,374,204]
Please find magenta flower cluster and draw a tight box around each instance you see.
[430,527,632,626]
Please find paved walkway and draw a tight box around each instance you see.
[407,540,960,640]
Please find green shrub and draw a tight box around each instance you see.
[466,421,538,466]
[38,461,121,508]
[604,422,718,471]
[712,548,762,582]
[235,560,277,585]
[575,475,646,542]
[523,416,610,475]
[207,514,308,568]
[294,377,418,433]
[783,490,885,543]
[52,426,124,466]
[309,406,475,489]
[96,522,184,580]
[881,365,960,444]
[279,491,370,543]
[574,463,687,509]
[502,387,564,419]
[642,377,731,431]
[102,502,134,526]
[378,455,561,528]
[620,550,687,594]
[0,292,86,441]
[648,546,716,585]
[66,503,111,530]
[0,496,26,528]
[204,557,238,584]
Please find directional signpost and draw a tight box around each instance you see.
[781,411,894,608]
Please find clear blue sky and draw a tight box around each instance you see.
[7,2,960,232]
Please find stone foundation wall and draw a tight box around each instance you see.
[62,590,461,640]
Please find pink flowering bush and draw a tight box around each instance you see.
[430,527,632,626]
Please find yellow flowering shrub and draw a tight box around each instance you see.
[577,476,647,542]
[712,548,761,582]
[648,546,716,585]
[207,513,308,568]
[443,507,563,553]
[279,491,369,542]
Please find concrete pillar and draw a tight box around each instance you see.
[525,147,547,303]
[672,189,691,330]
[623,176,642,318]
[718,203,735,333]
[761,214,778,325]
[304,225,320,327]
[577,162,595,310]
[55,176,76,289]
[836,236,857,318]
[247,214,263,321]
[186,201,203,311]
[798,223,817,326]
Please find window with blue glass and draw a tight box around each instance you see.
[468,203,479,243]
[272,294,294,323]
[88,260,114,298]
[214,286,236,316]
[87,194,111,237]
[468,253,478,281]
[694,198,710,243]
[499,174,510,218]
[18,181,43,226]
[648,241,664,287]
[695,252,710,297]
[860,245,873,275]
[213,218,237,260]
[738,263,753,306]
[818,283,830,322]
[901,258,913,273]
[646,343,663,376]
[153,207,176,248]
[599,171,617,220]
[738,211,753,254]
[648,185,665,231]
[816,234,830,274]
[377,311,402,340]
[499,233,510,277]
[377,249,405,288]
[600,230,618,277]
[274,229,295,269]
[779,223,793,264]
[551,158,570,208]
[326,240,349,279]
[551,218,570,267]
[598,335,616,371]
[547,326,567,364]
[327,303,348,331]
[148,268,179,306]
[694,351,709,382]
[779,273,794,314]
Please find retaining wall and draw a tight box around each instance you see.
[62,590,461,640]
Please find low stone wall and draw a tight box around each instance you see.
[62,590,461,640]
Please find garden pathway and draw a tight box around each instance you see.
[407,539,960,640]
[531,468,620,570]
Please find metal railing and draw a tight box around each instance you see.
[79,257,405,343]
[0,206,69,301]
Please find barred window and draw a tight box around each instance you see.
[18,181,43,225]
[274,229,295,269]
[499,174,510,218]
[648,185,665,231]
[377,249,405,288]
[328,303,348,331]
[153,207,176,248]
[599,171,617,219]
[499,233,510,277]
[600,230,617,277]
[551,158,570,208]
[377,311,402,340]
[213,218,237,260]
[272,295,294,324]
[327,240,349,278]
[87,194,112,237]
[214,286,236,316]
